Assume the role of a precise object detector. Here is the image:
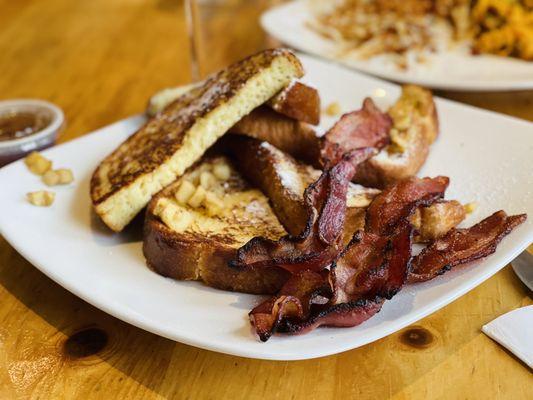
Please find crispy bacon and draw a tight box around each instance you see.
[366,176,449,236]
[320,98,392,166]
[278,298,385,336]
[230,148,376,274]
[333,225,413,302]
[409,211,527,283]
[250,270,330,342]
[249,226,413,341]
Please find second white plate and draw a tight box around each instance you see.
[262,1,533,91]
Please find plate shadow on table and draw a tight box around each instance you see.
[0,242,530,398]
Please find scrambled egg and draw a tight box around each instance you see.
[472,0,533,60]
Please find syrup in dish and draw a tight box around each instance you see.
[0,110,52,142]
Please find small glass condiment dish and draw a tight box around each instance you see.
[0,99,64,167]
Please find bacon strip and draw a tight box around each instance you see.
[320,98,392,166]
[278,298,385,336]
[366,176,449,236]
[333,225,413,302]
[249,226,413,341]
[250,270,330,342]
[230,148,376,274]
[409,211,527,283]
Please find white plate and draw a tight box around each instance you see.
[262,1,533,91]
[0,54,532,361]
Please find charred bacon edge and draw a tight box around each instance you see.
[277,296,385,335]
[408,211,527,283]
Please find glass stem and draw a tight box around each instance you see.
[184,0,201,82]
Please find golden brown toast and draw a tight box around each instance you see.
[411,200,466,242]
[143,156,290,294]
[91,48,304,232]
[353,85,439,188]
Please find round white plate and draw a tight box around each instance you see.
[262,1,533,91]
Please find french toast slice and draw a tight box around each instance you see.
[143,156,290,294]
[91,48,304,232]
[143,146,378,293]
[224,135,380,237]
[352,85,439,188]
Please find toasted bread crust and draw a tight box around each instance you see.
[143,212,289,294]
[230,107,321,166]
[91,48,304,231]
[143,156,290,294]
[352,127,430,187]
[412,200,466,242]
[226,135,319,235]
[267,80,321,125]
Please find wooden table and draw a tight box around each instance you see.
[0,1,532,398]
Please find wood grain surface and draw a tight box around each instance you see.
[0,1,532,399]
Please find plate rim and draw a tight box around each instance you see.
[1,204,530,360]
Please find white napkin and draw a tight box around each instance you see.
[482,305,533,369]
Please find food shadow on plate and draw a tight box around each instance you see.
[89,209,144,246]
[69,169,144,246]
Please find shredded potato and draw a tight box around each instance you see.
[308,0,438,63]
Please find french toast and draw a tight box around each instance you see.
[143,156,290,294]
[352,85,439,188]
[267,80,320,125]
[91,48,304,232]
[230,107,321,166]
[224,135,379,237]
[144,138,464,293]
[410,200,467,243]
